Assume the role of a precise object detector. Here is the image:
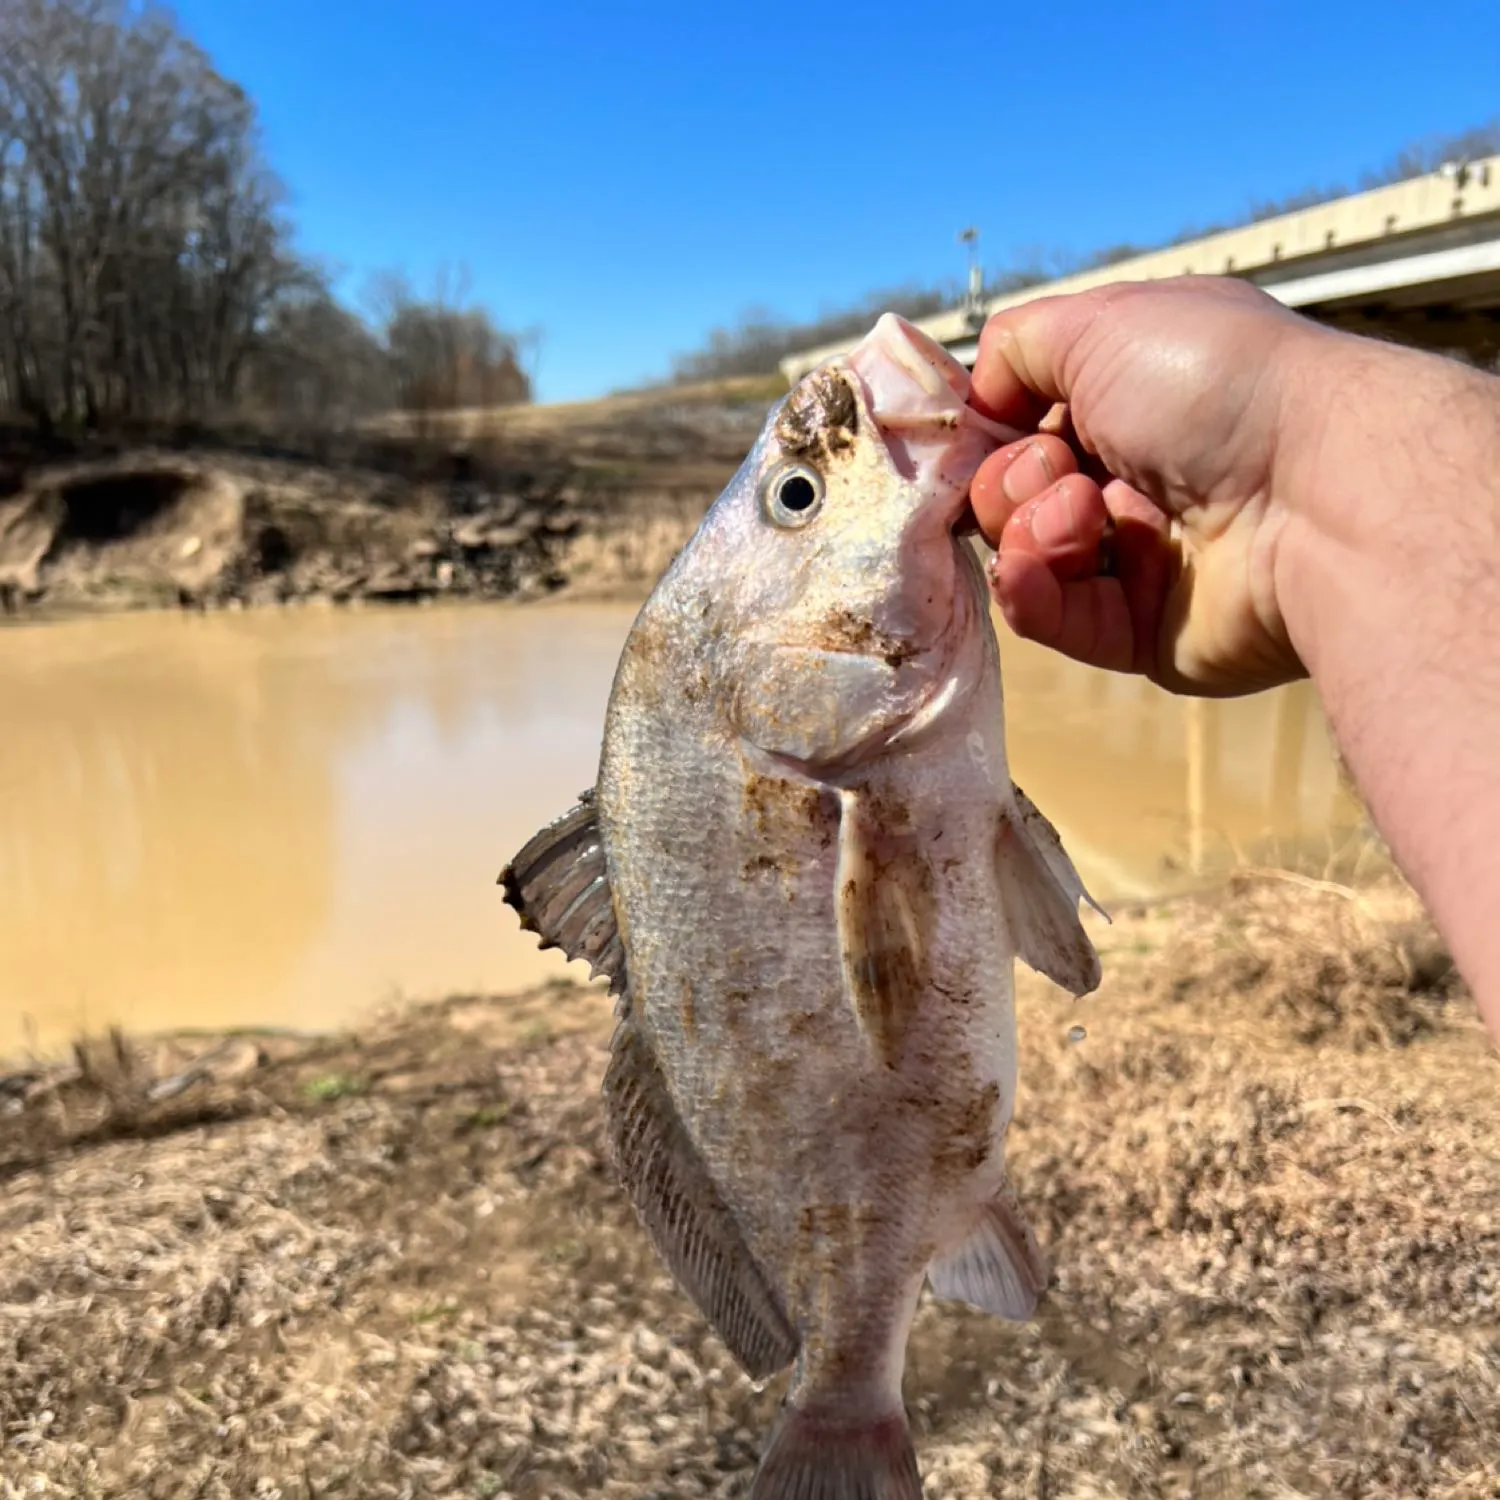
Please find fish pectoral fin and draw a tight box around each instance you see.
[604,1018,798,1381]
[836,791,932,1067]
[499,789,626,992]
[927,1182,1050,1321]
[996,783,1105,998]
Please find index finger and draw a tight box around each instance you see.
[967,289,1116,428]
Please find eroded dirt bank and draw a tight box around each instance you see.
[3,875,1497,1498]
[0,381,778,617]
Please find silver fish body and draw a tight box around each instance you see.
[503,315,1103,1498]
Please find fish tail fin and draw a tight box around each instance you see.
[749,1404,923,1499]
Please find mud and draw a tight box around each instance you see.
[0,380,779,616]
[3,873,1497,1498]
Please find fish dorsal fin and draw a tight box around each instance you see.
[499,790,626,992]
[928,1179,1050,1321]
[604,1018,798,1380]
[996,783,1106,998]
[835,789,933,1067]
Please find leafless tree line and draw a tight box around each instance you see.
[0,0,530,436]
[669,118,1500,385]
[667,285,967,387]
[365,268,534,416]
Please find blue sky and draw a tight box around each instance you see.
[174,0,1500,403]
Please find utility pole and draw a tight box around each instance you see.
[959,227,984,324]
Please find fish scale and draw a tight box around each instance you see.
[502,313,1105,1498]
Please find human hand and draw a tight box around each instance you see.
[967,274,1500,1030]
[968,275,1328,696]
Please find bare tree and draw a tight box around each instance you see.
[0,0,305,427]
[242,281,394,430]
[365,267,531,425]
[0,0,531,434]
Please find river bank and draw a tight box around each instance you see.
[0,380,778,617]
[3,871,1496,1499]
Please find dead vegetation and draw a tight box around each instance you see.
[1149,871,1465,1048]
[2,875,1498,1498]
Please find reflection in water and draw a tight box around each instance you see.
[0,604,1367,1056]
[994,631,1366,901]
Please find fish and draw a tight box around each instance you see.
[501,313,1104,1498]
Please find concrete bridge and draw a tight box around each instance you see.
[779,154,1500,383]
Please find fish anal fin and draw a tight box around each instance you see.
[835,790,933,1067]
[928,1182,1050,1321]
[499,789,627,993]
[996,784,1104,997]
[603,1019,797,1380]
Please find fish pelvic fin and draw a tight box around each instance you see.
[749,1404,923,1500]
[927,1180,1051,1321]
[499,789,626,992]
[604,1018,798,1381]
[835,790,933,1067]
[996,783,1106,997]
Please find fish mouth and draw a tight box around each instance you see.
[842,312,1019,525]
[837,315,1010,668]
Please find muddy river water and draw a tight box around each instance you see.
[1,603,1369,1057]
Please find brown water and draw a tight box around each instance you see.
[0,604,1369,1057]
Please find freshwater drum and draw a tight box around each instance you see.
[502,314,1105,1498]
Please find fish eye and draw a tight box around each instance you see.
[762,463,825,529]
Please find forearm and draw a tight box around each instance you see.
[1274,329,1500,1032]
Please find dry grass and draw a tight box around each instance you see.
[369,375,788,442]
[2,877,1498,1498]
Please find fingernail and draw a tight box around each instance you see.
[1001,442,1055,505]
[1030,492,1076,550]
[985,550,1020,619]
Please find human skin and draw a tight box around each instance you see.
[965,275,1500,1038]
